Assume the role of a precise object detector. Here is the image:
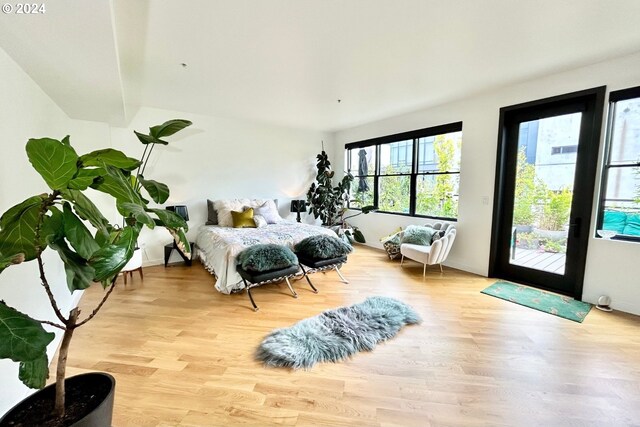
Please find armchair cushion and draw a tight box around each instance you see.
[401,225,436,246]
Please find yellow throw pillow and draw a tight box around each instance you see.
[231,208,256,228]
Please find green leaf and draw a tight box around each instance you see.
[89,226,139,281]
[25,138,79,190]
[19,353,49,389]
[0,195,45,231]
[0,252,25,274]
[139,177,170,204]
[79,149,141,171]
[61,135,71,146]
[49,239,95,291]
[134,131,168,145]
[0,199,42,261]
[149,209,188,231]
[117,202,155,229]
[61,189,110,242]
[67,168,104,191]
[40,205,64,246]
[149,119,192,139]
[168,227,191,258]
[0,302,54,363]
[62,203,100,259]
[91,166,143,205]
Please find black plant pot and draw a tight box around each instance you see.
[0,372,115,427]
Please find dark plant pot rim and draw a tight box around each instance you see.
[0,372,115,427]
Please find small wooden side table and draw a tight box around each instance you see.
[164,242,195,267]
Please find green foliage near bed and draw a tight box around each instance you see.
[237,244,298,272]
[294,234,353,260]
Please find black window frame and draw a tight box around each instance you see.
[596,86,640,243]
[345,121,463,221]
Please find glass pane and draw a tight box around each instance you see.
[605,167,640,206]
[510,112,582,275]
[349,177,374,208]
[378,175,410,213]
[380,140,412,174]
[609,98,640,165]
[415,174,459,218]
[417,131,462,173]
[349,146,376,175]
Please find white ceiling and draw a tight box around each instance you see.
[2,0,640,131]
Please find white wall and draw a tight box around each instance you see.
[0,47,82,414]
[109,107,332,265]
[333,52,640,315]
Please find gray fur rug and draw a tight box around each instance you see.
[256,296,421,369]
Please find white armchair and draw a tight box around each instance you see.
[400,222,456,277]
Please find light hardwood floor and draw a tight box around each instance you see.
[65,245,640,427]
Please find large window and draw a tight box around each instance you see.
[597,86,640,242]
[345,122,463,220]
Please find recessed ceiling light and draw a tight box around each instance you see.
[180,63,188,68]
[337,99,342,103]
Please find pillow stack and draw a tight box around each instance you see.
[208,199,282,227]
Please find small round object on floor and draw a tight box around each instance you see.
[596,295,612,312]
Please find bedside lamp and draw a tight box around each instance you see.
[166,205,189,222]
[290,200,306,223]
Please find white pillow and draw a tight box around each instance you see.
[255,201,282,224]
[253,214,267,228]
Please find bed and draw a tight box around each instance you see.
[196,221,335,294]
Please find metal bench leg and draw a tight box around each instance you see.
[285,277,298,298]
[299,264,318,293]
[335,266,349,284]
[423,263,427,278]
[401,255,404,265]
[243,279,259,312]
[439,263,443,273]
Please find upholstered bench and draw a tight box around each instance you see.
[236,244,300,311]
[294,234,353,292]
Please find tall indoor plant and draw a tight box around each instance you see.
[0,119,192,426]
[306,148,354,226]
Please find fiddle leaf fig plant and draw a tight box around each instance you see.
[306,149,354,226]
[0,119,192,419]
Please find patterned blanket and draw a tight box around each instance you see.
[196,222,335,294]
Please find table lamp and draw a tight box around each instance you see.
[290,200,306,223]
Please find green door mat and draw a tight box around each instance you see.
[481,281,592,323]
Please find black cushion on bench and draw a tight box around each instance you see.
[296,255,347,269]
[237,264,300,284]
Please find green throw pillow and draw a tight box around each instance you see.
[237,244,298,272]
[401,225,435,246]
[623,213,640,236]
[602,210,627,234]
[294,234,353,260]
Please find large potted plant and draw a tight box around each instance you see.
[306,148,354,227]
[0,119,192,426]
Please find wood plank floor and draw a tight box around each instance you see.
[63,245,640,427]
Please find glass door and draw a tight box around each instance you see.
[490,88,605,298]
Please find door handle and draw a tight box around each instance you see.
[569,217,581,238]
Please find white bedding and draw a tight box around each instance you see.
[196,221,335,294]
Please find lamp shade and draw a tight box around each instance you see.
[167,205,189,221]
[290,200,306,213]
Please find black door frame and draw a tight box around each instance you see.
[489,87,606,299]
